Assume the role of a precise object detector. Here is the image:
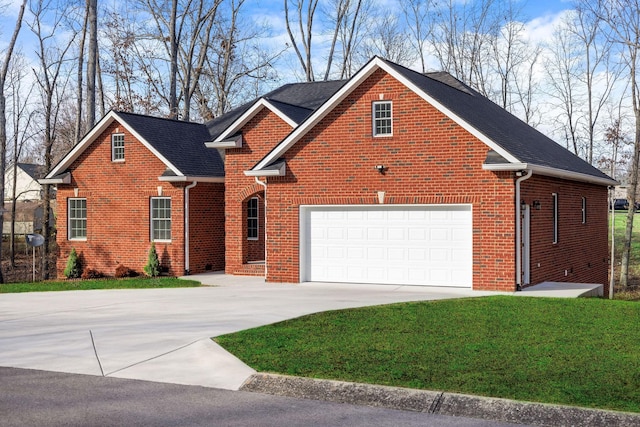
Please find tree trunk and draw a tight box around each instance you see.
[86,0,97,126]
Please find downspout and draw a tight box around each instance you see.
[255,177,267,280]
[515,169,533,291]
[184,181,198,275]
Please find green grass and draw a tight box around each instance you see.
[0,277,201,293]
[216,296,640,413]
[612,211,640,298]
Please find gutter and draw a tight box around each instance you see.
[184,181,198,275]
[515,169,533,291]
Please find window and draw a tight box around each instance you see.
[581,197,587,224]
[151,197,171,241]
[552,193,558,244]
[112,133,125,161]
[247,197,259,240]
[68,198,87,240]
[373,101,392,136]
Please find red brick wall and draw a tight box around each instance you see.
[56,120,224,277]
[521,175,608,286]
[265,69,519,291]
[187,182,225,274]
[224,108,292,274]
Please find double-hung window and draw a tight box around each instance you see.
[247,197,259,240]
[112,134,125,162]
[151,197,171,241]
[68,198,87,240]
[373,101,392,136]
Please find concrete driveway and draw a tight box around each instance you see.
[0,274,504,390]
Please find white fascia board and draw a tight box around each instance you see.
[483,162,619,186]
[252,58,384,171]
[158,175,225,183]
[214,99,297,143]
[482,163,528,172]
[38,172,71,185]
[205,134,243,149]
[243,161,286,177]
[45,111,184,179]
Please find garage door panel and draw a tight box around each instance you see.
[302,205,472,287]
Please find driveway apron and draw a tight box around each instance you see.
[0,277,497,390]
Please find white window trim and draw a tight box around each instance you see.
[68,197,87,241]
[112,133,125,162]
[247,197,259,241]
[151,197,172,242]
[552,193,558,244]
[372,101,393,137]
[581,196,587,224]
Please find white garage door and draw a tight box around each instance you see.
[300,205,472,287]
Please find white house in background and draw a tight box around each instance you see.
[3,163,47,235]
[4,163,45,201]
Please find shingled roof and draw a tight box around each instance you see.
[205,80,345,140]
[116,112,223,178]
[249,56,616,186]
[44,111,224,182]
[385,61,614,183]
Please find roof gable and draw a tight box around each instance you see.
[249,57,616,186]
[205,80,345,142]
[45,111,224,181]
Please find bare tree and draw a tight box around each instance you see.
[430,0,500,95]
[137,0,222,120]
[202,0,282,116]
[86,0,98,126]
[29,0,77,280]
[322,0,367,80]
[400,0,433,73]
[594,0,640,289]
[284,0,319,81]
[545,22,584,156]
[571,4,620,165]
[7,55,36,265]
[0,0,27,283]
[361,14,417,66]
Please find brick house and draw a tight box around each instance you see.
[42,57,616,290]
[41,112,225,277]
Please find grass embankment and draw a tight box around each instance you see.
[0,277,200,293]
[216,296,640,413]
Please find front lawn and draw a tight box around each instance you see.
[216,296,640,413]
[0,277,201,293]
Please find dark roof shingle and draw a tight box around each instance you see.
[385,61,612,182]
[116,111,224,177]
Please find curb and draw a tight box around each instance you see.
[240,373,640,427]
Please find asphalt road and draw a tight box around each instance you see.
[0,367,529,427]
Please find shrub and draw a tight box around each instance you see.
[115,264,138,278]
[64,248,81,279]
[144,243,160,277]
[81,269,104,280]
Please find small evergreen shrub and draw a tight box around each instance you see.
[81,269,104,280]
[64,248,81,279]
[115,264,138,278]
[144,243,160,277]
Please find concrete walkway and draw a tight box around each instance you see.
[0,274,601,392]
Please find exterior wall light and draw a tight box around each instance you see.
[375,164,385,173]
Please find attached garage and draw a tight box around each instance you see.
[299,205,473,287]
